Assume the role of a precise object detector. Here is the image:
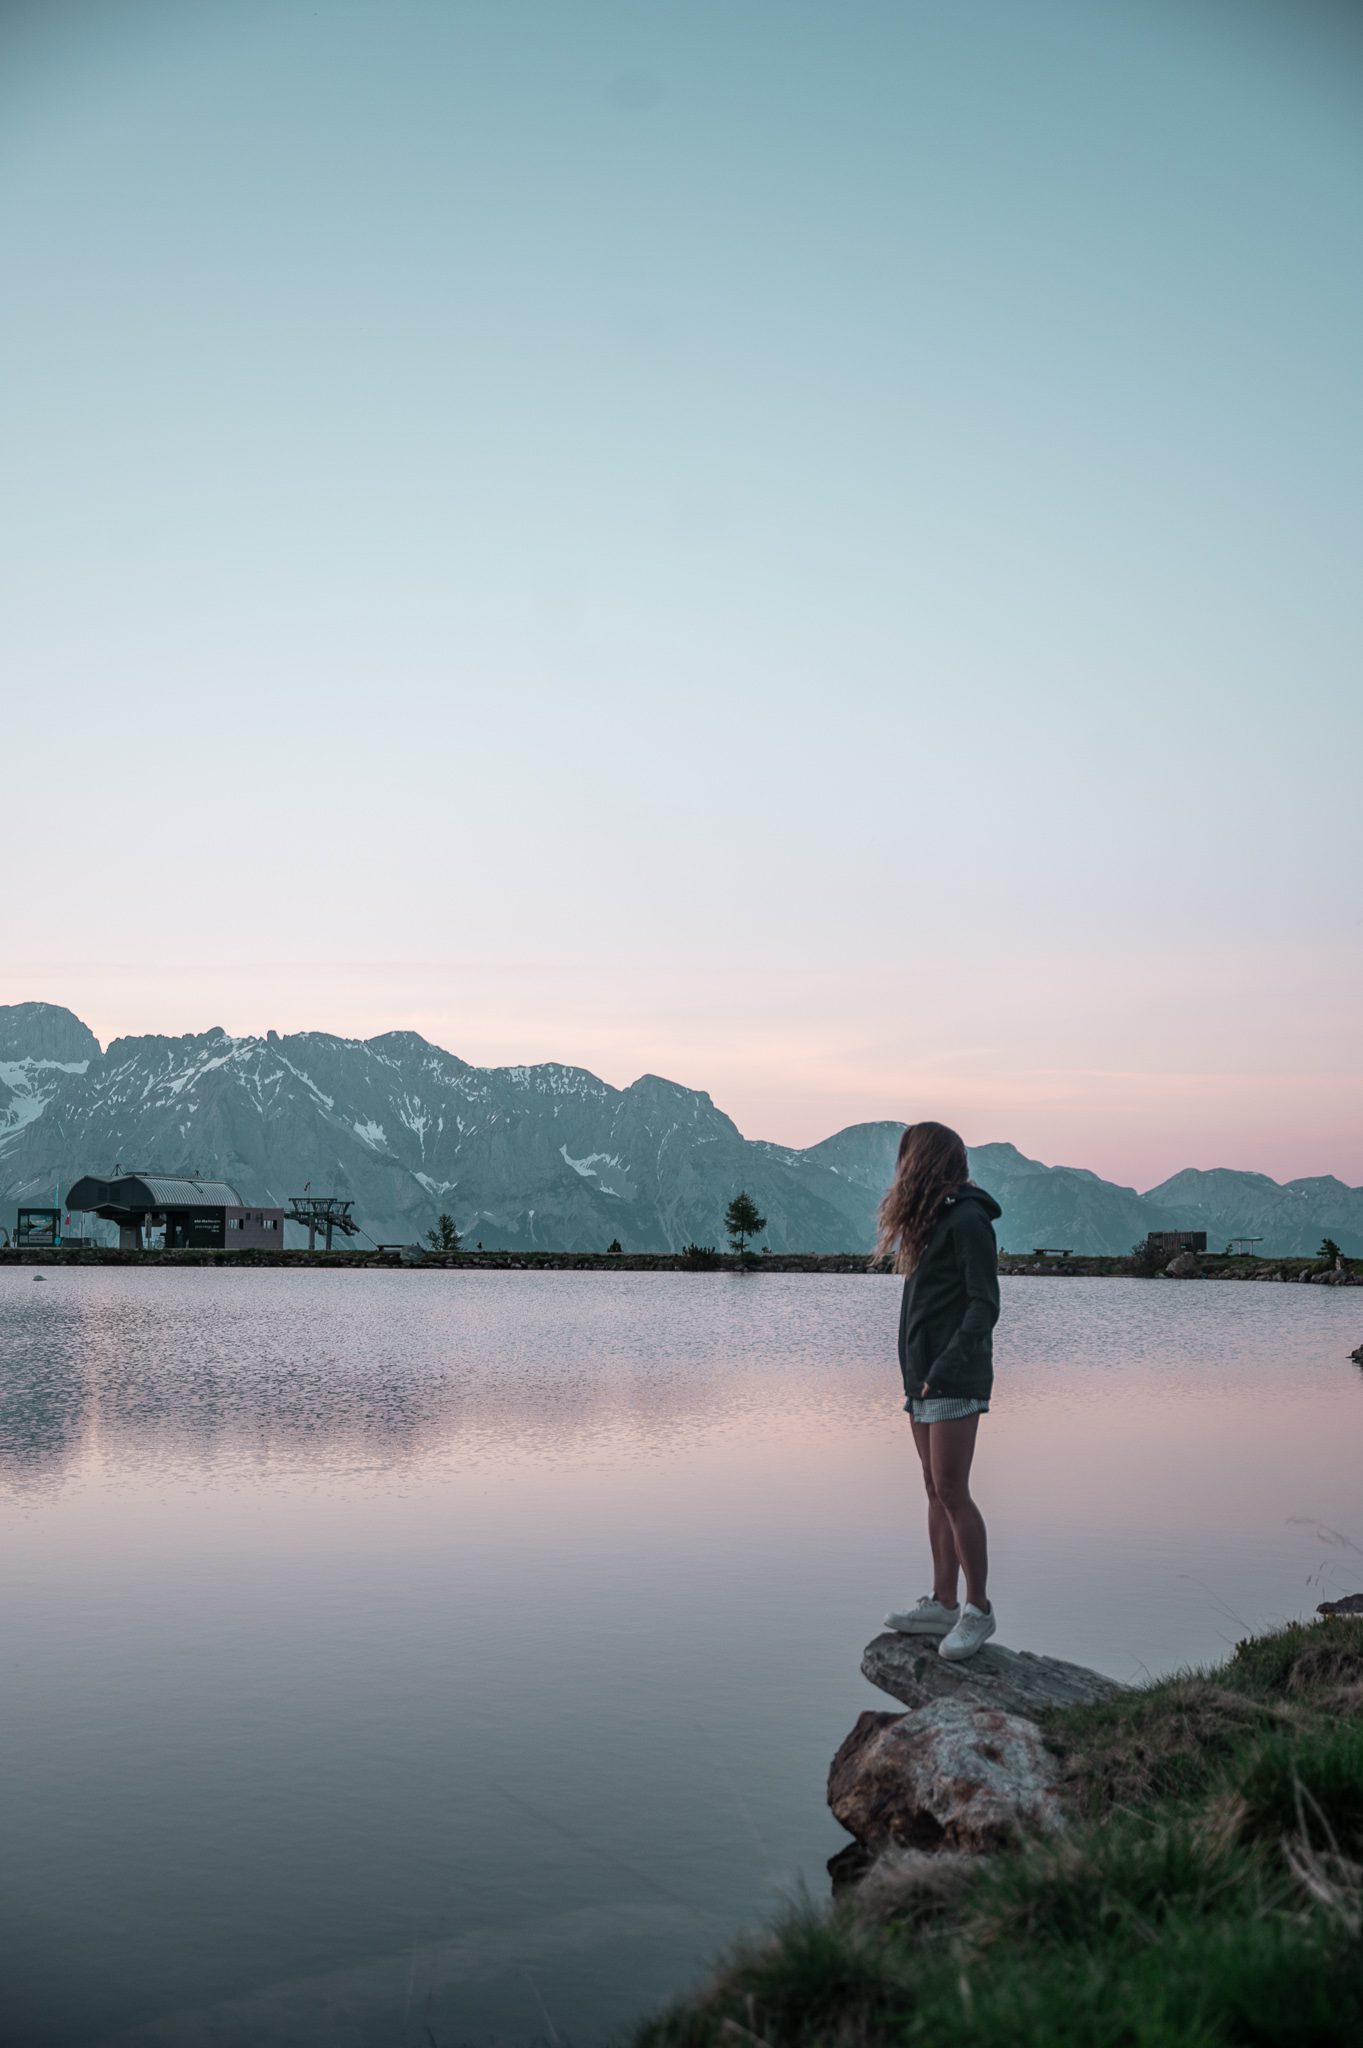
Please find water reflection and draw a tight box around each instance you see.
[2,1271,816,1488]
[1,1270,1360,2047]
[4,1269,1359,1493]
[0,1284,98,1486]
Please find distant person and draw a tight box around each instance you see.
[873,1121,1001,1660]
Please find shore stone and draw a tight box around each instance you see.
[826,1838,878,1891]
[1165,1250,1200,1278]
[828,1700,1064,1854]
[1318,1593,1363,1617]
[862,1634,1126,1718]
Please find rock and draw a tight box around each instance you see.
[826,1839,877,1893]
[862,1633,1126,1718]
[828,1700,1064,1854]
[1351,1344,1363,1365]
[1317,1593,1363,1617]
[851,1845,977,1920]
[1165,1250,1200,1278]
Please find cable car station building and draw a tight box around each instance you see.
[64,1173,285,1251]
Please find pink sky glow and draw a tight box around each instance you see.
[9,950,1358,1193]
[3,0,1359,1199]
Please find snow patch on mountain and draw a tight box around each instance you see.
[276,1058,335,1110]
[2,1003,1360,1256]
[0,1063,63,1141]
[560,1144,625,1179]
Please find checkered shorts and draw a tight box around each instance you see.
[906,1394,990,1424]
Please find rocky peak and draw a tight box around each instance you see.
[0,1002,101,1068]
[363,1030,467,1070]
[621,1073,740,1135]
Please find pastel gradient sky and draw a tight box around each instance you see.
[2,0,1359,1187]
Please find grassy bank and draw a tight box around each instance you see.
[637,1617,1363,2048]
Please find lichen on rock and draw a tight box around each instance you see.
[828,1699,1064,1855]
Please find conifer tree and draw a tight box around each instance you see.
[723,1191,766,1257]
[424,1213,461,1252]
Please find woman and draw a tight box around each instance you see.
[872,1121,1001,1661]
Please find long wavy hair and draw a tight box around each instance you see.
[871,1121,970,1274]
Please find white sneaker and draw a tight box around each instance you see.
[939,1602,997,1661]
[883,1595,960,1636]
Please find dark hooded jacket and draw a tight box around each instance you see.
[896,1183,1002,1406]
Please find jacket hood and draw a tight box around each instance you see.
[949,1182,1002,1222]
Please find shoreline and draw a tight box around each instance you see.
[0,1247,1356,1280]
[635,1611,1363,2047]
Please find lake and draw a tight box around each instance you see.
[1,1269,1360,2046]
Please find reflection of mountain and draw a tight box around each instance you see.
[3,1004,1360,1255]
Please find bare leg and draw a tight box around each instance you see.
[910,1418,961,1609]
[929,1415,988,1612]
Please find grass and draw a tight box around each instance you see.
[1054,1678,1295,1815]
[1222,1617,1363,1702]
[635,1618,1363,2048]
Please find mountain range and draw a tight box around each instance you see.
[2,1003,1359,1256]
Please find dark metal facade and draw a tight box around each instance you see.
[64,1173,285,1249]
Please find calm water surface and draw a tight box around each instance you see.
[1,1270,1360,2046]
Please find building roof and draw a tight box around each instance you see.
[65,1172,245,1215]
[130,1174,244,1207]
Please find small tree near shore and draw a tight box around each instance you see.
[724,1191,767,1258]
[1320,1237,1343,1267]
[424,1213,461,1253]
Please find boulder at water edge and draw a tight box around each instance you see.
[862,1633,1126,1718]
[828,1700,1064,1854]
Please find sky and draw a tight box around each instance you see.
[2,0,1359,1189]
